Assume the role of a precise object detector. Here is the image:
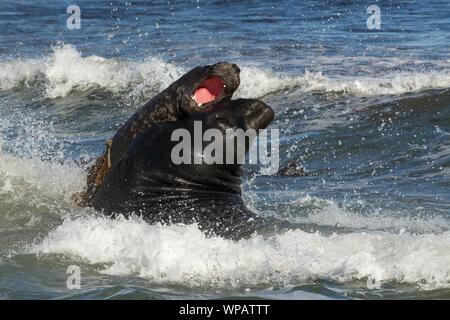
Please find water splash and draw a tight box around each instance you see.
[31,215,450,289]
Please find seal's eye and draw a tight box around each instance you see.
[191,76,225,108]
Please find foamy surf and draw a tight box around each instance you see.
[0,44,184,99]
[286,195,450,234]
[0,152,84,201]
[1,45,449,100]
[31,215,450,290]
[0,105,96,243]
[0,107,85,200]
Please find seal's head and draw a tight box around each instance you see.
[190,98,275,185]
[176,62,241,116]
[200,98,274,133]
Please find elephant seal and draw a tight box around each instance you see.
[91,99,275,240]
[76,62,241,205]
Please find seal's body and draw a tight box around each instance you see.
[77,62,240,205]
[91,99,275,239]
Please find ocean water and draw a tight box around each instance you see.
[0,0,449,300]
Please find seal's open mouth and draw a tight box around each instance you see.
[192,76,225,108]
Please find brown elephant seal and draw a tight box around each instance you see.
[76,62,241,205]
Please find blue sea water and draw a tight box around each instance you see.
[0,0,449,299]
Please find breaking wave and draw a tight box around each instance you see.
[32,214,450,289]
[1,44,449,100]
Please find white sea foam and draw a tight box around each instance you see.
[0,57,44,90]
[0,45,184,99]
[289,195,450,234]
[0,153,84,200]
[306,204,450,234]
[32,215,450,289]
[1,45,449,99]
[43,45,184,98]
[0,107,85,200]
[238,67,450,97]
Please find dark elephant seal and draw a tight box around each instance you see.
[91,99,275,240]
[76,62,241,205]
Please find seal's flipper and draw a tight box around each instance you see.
[74,140,112,205]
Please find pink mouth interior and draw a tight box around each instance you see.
[194,76,224,105]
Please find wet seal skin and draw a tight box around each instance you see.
[76,62,240,205]
[276,163,305,177]
[91,99,275,240]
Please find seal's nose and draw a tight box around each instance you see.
[213,61,239,72]
[256,105,274,129]
[243,100,274,130]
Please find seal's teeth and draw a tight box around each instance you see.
[191,95,196,100]
[223,85,226,88]
[198,103,203,107]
